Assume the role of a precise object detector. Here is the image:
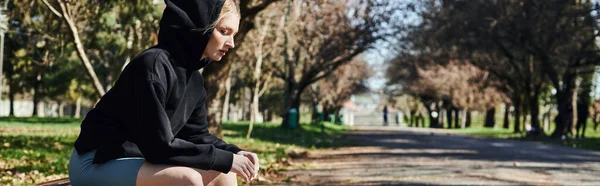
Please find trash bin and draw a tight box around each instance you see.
[329,114,335,123]
[317,112,324,123]
[288,108,298,129]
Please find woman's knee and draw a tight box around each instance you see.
[207,172,237,186]
[137,163,204,186]
[179,168,204,186]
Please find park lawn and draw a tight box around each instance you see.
[0,117,350,185]
[0,117,80,186]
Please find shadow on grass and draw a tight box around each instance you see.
[223,121,357,149]
[518,135,600,152]
[0,116,82,124]
[334,128,600,163]
[457,127,600,151]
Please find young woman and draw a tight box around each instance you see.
[68,0,259,185]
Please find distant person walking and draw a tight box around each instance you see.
[383,105,389,126]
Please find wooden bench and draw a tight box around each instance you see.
[36,178,70,186]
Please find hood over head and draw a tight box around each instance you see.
[158,0,225,71]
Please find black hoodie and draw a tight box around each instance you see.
[73,0,241,173]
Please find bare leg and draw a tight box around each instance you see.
[136,162,237,186]
[194,168,237,186]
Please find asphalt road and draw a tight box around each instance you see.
[266,126,600,186]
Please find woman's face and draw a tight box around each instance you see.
[203,15,239,61]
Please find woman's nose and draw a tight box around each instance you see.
[226,38,235,49]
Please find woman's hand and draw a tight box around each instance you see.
[237,151,260,180]
[230,154,255,183]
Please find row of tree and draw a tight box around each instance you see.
[387,0,600,138]
[3,0,403,137]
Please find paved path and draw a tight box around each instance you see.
[263,126,600,185]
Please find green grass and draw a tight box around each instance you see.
[0,117,350,185]
[0,117,81,185]
[0,116,83,124]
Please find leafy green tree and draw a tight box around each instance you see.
[41,0,160,99]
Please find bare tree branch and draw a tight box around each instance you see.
[41,0,63,18]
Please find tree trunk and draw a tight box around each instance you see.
[426,106,438,128]
[553,94,571,138]
[221,67,233,122]
[416,114,420,127]
[247,101,256,139]
[594,106,600,131]
[409,110,416,127]
[594,116,599,130]
[522,112,528,132]
[417,113,424,128]
[281,90,302,128]
[311,100,319,124]
[453,108,459,129]
[529,85,543,135]
[513,93,522,133]
[570,78,580,137]
[32,72,42,117]
[74,96,82,119]
[59,101,65,117]
[290,93,301,126]
[413,114,418,127]
[8,75,14,117]
[503,104,510,129]
[576,72,593,138]
[552,73,577,138]
[264,109,270,122]
[421,113,425,127]
[576,98,589,139]
[438,102,444,128]
[543,111,550,132]
[247,82,261,139]
[51,1,106,97]
[324,107,332,123]
[247,15,271,137]
[466,110,472,128]
[447,105,453,129]
[243,88,252,120]
[461,109,467,129]
[521,90,529,133]
[484,107,495,128]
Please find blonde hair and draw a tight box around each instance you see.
[204,0,240,34]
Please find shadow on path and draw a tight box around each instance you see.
[266,126,600,185]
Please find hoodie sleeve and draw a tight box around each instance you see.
[176,89,243,154]
[127,61,233,173]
